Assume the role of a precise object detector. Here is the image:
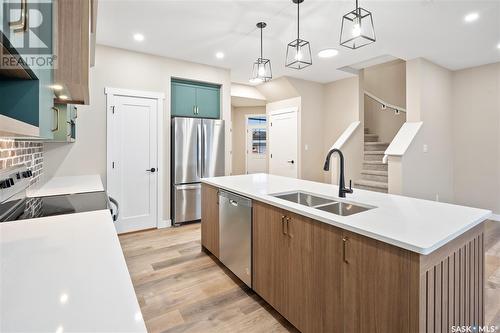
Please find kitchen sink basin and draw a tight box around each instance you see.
[272,191,334,207]
[271,191,374,217]
[315,202,370,216]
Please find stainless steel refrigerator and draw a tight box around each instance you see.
[171,117,224,225]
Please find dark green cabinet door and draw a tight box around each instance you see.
[171,82,197,117]
[196,86,220,119]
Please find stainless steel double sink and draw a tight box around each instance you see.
[271,191,373,216]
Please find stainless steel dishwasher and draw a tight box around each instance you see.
[219,190,252,287]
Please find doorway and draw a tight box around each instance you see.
[245,115,267,174]
[268,107,298,178]
[105,88,164,234]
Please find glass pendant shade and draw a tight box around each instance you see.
[250,22,272,83]
[340,0,376,49]
[251,58,272,83]
[286,39,312,69]
[286,0,312,70]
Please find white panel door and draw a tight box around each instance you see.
[269,109,298,178]
[246,124,267,174]
[110,95,158,233]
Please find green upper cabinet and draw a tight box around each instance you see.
[195,85,220,119]
[171,81,197,117]
[171,79,220,119]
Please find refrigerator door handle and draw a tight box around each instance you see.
[201,121,206,178]
[197,123,202,178]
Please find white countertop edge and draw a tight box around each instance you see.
[201,178,491,255]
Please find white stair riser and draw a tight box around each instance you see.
[361,173,388,182]
[364,135,379,142]
[364,153,384,161]
[365,144,389,151]
[363,163,388,171]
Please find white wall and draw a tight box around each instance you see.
[231,106,266,175]
[323,76,363,184]
[452,62,500,214]
[363,60,406,143]
[401,58,454,202]
[44,45,231,223]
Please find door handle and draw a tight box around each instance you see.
[343,236,349,263]
[281,215,286,235]
[146,168,156,172]
[287,160,295,164]
[286,217,292,238]
[51,107,59,132]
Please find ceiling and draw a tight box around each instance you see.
[96,0,500,84]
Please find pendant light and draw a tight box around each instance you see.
[339,0,376,49]
[250,22,272,83]
[285,0,312,70]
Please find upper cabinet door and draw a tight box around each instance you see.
[195,86,220,119]
[54,0,92,104]
[171,80,221,118]
[171,82,197,117]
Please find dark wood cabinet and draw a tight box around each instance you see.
[201,184,219,258]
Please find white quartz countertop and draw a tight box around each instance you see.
[202,174,492,255]
[27,175,104,197]
[0,210,147,332]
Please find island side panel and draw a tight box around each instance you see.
[201,184,220,257]
[419,222,485,333]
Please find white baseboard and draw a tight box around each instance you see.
[489,214,500,222]
[158,219,171,228]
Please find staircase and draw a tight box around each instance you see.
[354,128,389,193]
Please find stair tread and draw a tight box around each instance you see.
[364,134,378,137]
[363,160,386,164]
[361,170,388,176]
[364,150,385,155]
[354,179,389,189]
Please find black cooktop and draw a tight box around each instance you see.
[0,191,110,222]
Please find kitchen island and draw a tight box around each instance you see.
[201,173,491,333]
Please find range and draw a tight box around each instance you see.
[0,165,118,223]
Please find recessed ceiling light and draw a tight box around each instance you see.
[318,49,339,58]
[497,43,500,49]
[133,33,144,42]
[215,52,225,59]
[464,12,479,23]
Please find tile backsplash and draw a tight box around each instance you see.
[0,139,43,184]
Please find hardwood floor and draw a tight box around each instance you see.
[119,221,500,333]
[119,223,298,333]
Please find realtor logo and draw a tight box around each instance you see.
[3,0,53,54]
[2,0,55,69]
